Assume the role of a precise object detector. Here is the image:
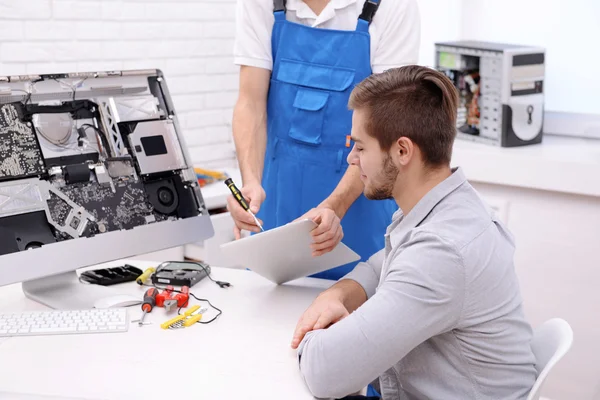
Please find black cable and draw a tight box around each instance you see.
[155,261,232,289]
[73,77,87,102]
[81,123,110,158]
[72,78,87,142]
[193,262,232,289]
[179,293,222,324]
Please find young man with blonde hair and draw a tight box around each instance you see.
[292,65,537,400]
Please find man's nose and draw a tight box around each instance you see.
[347,146,359,166]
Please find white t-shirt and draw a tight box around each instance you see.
[233,0,421,74]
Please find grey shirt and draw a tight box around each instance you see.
[297,167,537,400]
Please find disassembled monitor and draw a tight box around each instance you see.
[0,69,214,307]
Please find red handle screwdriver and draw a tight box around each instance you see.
[138,287,158,326]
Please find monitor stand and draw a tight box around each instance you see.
[22,271,140,310]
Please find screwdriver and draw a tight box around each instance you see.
[224,178,264,232]
[138,287,158,327]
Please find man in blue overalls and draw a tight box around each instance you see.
[229,0,420,280]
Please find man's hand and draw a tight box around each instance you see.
[298,206,343,257]
[227,182,266,239]
[291,291,349,349]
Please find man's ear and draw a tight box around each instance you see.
[395,137,414,166]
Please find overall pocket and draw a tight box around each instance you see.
[275,59,355,146]
[290,88,329,145]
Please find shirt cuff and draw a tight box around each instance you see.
[342,262,379,299]
[233,56,272,71]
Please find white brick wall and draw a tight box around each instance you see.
[0,0,239,170]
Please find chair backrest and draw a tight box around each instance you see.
[527,318,574,400]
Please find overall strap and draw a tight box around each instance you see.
[357,0,381,32]
[273,0,287,21]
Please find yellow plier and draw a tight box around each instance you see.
[161,305,204,330]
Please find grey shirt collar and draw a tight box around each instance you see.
[387,167,467,249]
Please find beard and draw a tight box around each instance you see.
[364,154,398,200]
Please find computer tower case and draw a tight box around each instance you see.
[435,40,546,147]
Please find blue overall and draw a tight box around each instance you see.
[258,0,397,282]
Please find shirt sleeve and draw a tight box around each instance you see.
[342,247,385,299]
[297,231,465,399]
[233,0,274,70]
[371,0,421,74]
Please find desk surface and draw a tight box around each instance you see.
[452,135,600,197]
[0,261,333,400]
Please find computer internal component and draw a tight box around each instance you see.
[144,174,200,219]
[0,103,45,181]
[63,163,91,184]
[120,120,187,175]
[145,177,178,215]
[0,178,46,218]
[0,211,57,256]
[105,157,136,178]
[42,180,96,239]
[32,112,99,167]
[95,98,129,157]
[107,95,164,123]
[46,176,162,241]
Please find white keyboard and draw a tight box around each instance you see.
[0,308,129,337]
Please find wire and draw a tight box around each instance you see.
[142,261,230,325]
[35,122,72,146]
[180,293,222,324]
[5,77,42,105]
[73,77,87,102]
[8,88,30,101]
[25,78,41,106]
[81,123,110,158]
[155,261,232,289]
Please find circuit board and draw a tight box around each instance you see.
[46,177,165,240]
[0,103,45,181]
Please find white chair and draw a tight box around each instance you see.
[527,318,574,400]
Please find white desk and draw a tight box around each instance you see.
[0,261,333,400]
[452,135,600,198]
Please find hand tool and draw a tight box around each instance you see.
[173,286,190,308]
[137,287,158,327]
[160,305,207,330]
[155,286,190,311]
[136,267,155,285]
[224,178,264,232]
[160,314,186,330]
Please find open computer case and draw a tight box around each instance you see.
[0,69,214,288]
